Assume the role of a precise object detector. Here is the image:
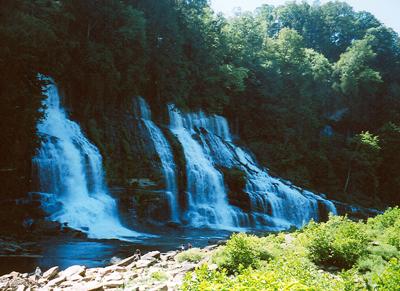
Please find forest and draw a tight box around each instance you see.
[1,0,400,211]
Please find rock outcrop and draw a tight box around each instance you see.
[0,246,218,291]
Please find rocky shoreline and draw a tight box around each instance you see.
[0,244,219,291]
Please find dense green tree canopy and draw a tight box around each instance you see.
[1,0,399,206]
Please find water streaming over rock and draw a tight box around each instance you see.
[33,81,338,235]
[133,97,180,222]
[33,78,140,239]
[168,105,337,230]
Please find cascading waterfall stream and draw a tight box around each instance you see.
[168,105,337,230]
[168,105,246,229]
[33,77,140,240]
[134,97,180,222]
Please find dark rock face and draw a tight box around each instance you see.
[31,219,61,235]
[11,93,381,234]
[317,201,331,222]
[59,97,175,225]
[219,167,251,212]
[333,201,382,220]
[72,97,165,188]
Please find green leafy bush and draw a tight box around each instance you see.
[357,255,387,273]
[183,209,400,291]
[214,233,272,274]
[368,207,400,229]
[373,258,400,290]
[183,259,350,291]
[387,225,400,250]
[368,207,400,250]
[176,248,205,263]
[305,215,368,269]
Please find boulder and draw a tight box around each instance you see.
[142,251,160,260]
[181,263,196,272]
[43,266,59,280]
[47,275,66,287]
[161,251,176,261]
[203,245,218,252]
[61,265,86,278]
[150,283,168,291]
[124,272,139,280]
[70,274,84,281]
[10,271,20,279]
[104,272,123,282]
[85,282,104,291]
[3,277,27,290]
[136,260,156,269]
[105,266,126,273]
[115,255,137,267]
[102,280,124,288]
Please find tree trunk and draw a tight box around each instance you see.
[343,163,352,194]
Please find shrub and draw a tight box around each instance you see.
[183,260,348,291]
[368,207,400,230]
[367,207,400,248]
[215,233,272,274]
[305,215,368,269]
[182,264,232,291]
[387,225,400,250]
[369,243,399,261]
[183,209,400,291]
[373,258,400,290]
[357,255,387,273]
[176,248,205,263]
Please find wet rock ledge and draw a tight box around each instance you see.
[0,245,219,291]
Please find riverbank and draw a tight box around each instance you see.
[0,226,234,278]
[1,207,399,290]
[0,243,220,291]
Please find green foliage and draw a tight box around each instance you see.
[305,216,368,269]
[2,0,400,210]
[214,233,272,274]
[355,132,381,152]
[176,248,205,263]
[150,271,168,282]
[185,242,350,290]
[368,207,400,250]
[373,258,400,290]
[343,131,381,196]
[184,209,400,290]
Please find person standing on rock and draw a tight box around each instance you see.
[134,249,141,260]
[34,266,42,281]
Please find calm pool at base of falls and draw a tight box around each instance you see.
[0,227,239,276]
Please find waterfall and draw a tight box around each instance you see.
[168,105,337,230]
[133,97,180,222]
[168,106,246,229]
[33,77,140,240]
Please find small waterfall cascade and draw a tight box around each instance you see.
[133,97,180,222]
[33,77,140,239]
[168,105,337,230]
[169,106,246,229]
